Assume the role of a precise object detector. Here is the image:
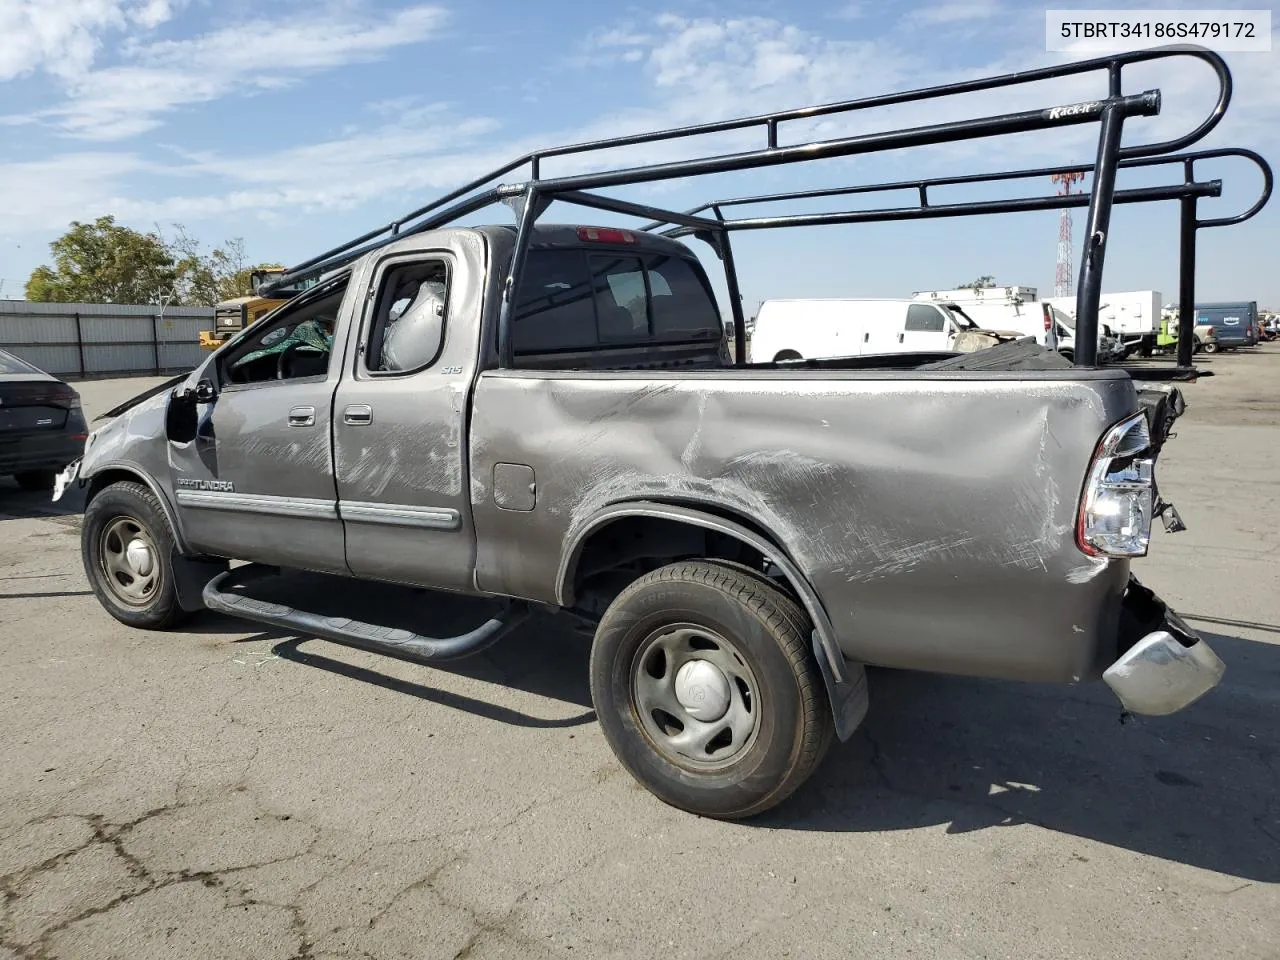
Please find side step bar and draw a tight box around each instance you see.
[202,566,531,665]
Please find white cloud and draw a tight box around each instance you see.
[0,0,179,81]
[4,11,1276,247]
[10,2,451,140]
[585,26,654,49]
[907,0,1001,25]
[0,152,152,232]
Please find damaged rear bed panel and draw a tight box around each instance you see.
[469,368,1141,684]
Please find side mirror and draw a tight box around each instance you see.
[165,378,213,444]
[165,388,198,444]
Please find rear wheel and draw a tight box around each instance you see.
[773,350,802,362]
[1202,340,1219,354]
[14,470,56,491]
[589,560,834,819]
[82,481,190,630]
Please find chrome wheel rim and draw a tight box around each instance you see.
[631,623,761,770]
[99,516,160,606]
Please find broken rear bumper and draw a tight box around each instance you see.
[1103,578,1225,716]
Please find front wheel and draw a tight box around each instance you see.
[82,481,190,630]
[589,561,834,819]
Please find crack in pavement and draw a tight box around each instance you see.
[0,794,324,960]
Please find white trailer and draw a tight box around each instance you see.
[1045,290,1161,357]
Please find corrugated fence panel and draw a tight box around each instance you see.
[8,345,81,374]
[0,312,79,346]
[81,313,153,344]
[0,301,214,377]
[83,342,155,376]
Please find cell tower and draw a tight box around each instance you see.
[1051,171,1086,298]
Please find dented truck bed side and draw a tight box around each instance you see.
[468,367,1139,684]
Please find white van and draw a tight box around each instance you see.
[747,298,970,362]
[933,300,1126,362]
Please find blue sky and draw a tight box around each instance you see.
[1,0,1277,311]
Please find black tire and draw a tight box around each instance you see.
[1058,348,1074,363]
[700,559,838,764]
[589,560,834,819]
[15,470,57,491]
[1202,340,1219,354]
[82,481,190,630]
[773,350,802,362]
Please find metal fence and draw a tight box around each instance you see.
[0,300,213,379]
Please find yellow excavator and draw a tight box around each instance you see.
[199,267,314,351]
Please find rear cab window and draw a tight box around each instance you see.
[511,243,725,368]
[0,349,43,375]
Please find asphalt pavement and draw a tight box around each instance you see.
[1,352,1277,960]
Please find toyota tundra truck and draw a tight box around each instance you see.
[53,44,1268,818]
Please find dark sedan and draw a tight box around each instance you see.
[0,348,89,491]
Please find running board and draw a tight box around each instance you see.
[201,566,530,665]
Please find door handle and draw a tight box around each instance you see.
[288,405,315,427]
[898,332,905,343]
[863,332,869,343]
[344,404,373,425]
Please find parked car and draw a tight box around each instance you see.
[1155,316,1219,355]
[0,348,88,491]
[1195,301,1259,350]
[748,298,994,361]
[58,221,1215,818]
[53,45,1255,819]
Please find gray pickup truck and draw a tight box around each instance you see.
[55,45,1269,818]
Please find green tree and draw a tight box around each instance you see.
[25,216,179,304]
[960,275,997,294]
[163,224,282,306]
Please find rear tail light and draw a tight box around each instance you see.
[2,384,80,408]
[1041,304,1058,349]
[1077,411,1155,558]
[47,386,81,409]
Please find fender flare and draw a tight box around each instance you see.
[82,461,192,556]
[557,501,869,741]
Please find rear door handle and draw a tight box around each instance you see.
[897,333,905,343]
[344,404,373,425]
[288,405,315,427]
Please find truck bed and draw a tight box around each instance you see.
[468,365,1141,684]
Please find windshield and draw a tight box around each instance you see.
[941,305,977,329]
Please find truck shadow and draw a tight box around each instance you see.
[266,630,596,730]
[0,479,84,520]
[191,569,597,728]
[769,628,1280,883]
[194,570,1278,881]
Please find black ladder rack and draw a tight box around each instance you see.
[262,44,1269,372]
